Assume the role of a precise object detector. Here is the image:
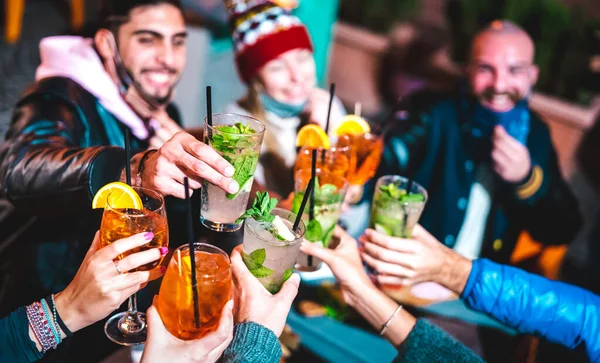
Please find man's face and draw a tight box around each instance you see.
[468,33,538,112]
[116,4,187,105]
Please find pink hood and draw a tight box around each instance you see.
[36,36,153,140]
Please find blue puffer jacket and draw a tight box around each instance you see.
[462,259,600,362]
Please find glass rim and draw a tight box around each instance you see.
[105,186,165,215]
[245,208,306,246]
[298,144,351,153]
[295,168,350,191]
[377,175,428,201]
[171,242,232,277]
[204,113,266,135]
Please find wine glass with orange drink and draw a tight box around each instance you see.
[92,182,169,345]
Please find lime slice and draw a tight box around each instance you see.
[273,216,295,242]
[374,223,392,236]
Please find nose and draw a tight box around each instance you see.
[157,41,175,68]
[492,69,508,93]
[286,61,301,83]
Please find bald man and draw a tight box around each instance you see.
[371,20,581,268]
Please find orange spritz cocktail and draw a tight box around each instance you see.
[157,243,232,340]
[294,145,351,179]
[99,187,169,272]
[335,115,383,186]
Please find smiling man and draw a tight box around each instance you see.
[0,1,239,361]
[378,20,581,266]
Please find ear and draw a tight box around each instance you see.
[94,29,116,62]
[529,64,539,86]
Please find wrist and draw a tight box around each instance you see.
[440,251,472,295]
[54,291,84,333]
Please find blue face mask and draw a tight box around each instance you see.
[472,99,530,144]
[259,92,307,119]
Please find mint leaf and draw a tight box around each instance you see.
[236,191,277,223]
[306,219,323,242]
[283,268,293,282]
[226,154,259,200]
[242,250,260,270]
[250,265,273,278]
[323,224,336,247]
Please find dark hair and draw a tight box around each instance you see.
[99,0,184,31]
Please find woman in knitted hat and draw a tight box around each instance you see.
[224,0,346,197]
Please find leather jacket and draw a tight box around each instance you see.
[0,77,185,316]
[463,258,600,362]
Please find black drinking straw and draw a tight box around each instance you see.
[184,178,200,329]
[324,83,336,135]
[124,128,131,185]
[309,149,317,221]
[206,86,213,127]
[293,179,313,232]
[309,149,318,266]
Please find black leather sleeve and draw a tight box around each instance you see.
[0,95,125,217]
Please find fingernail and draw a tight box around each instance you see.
[225,166,235,177]
[160,266,166,274]
[228,181,240,194]
[159,247,169,255]
[144,232,154,241]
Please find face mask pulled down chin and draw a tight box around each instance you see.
[108,33,172,114]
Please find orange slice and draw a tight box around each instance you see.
[296,124,331,148]
[92,182,143,210]
[335,115,371,136]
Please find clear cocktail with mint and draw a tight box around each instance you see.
[239,192,305,294]
[201,114,265,232]
[293,169,348,271]
[370,175,427,238]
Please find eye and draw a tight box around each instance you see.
[477,64,493,73]
[173,38,186,47]
[138,37,154,45]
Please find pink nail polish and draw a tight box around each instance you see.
[160,266,166,274]
[159,247,169,255]
[143,232,154,241]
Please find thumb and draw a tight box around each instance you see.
[276,273,300,306]
[146,297,167,335]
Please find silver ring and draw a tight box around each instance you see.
[114,260,123,275]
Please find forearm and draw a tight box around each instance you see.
[3,145,126,215]
[463,259,600,360]
[347,283,415,347]
[222,322,282,363]
[0,307,43,363]
[438,249,472,295]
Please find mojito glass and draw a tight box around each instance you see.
[293,169,348,271]
[157,243,232,340]
[201,113,265,232]
[370,176,428,238]
[242,208,305,294]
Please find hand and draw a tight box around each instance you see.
[492,125,532,183]
[138,132,238,199]
[231,245,299,337]
[360,225,471,293]
[149,110,184,149]
[141,298,234,363]
[54,232,166,333]
[306,88,344,132]
[300,226,374,306]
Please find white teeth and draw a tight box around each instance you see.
[147,73,169,84]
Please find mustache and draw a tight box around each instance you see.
[141,68,177,75]
[480,88,522,102]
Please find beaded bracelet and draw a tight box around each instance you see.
[50,294,73,337]
[41,298,61,345]
[26,300,57,352]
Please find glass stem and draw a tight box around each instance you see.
[128,293,138,314]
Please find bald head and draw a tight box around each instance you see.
[468,20,539,112]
